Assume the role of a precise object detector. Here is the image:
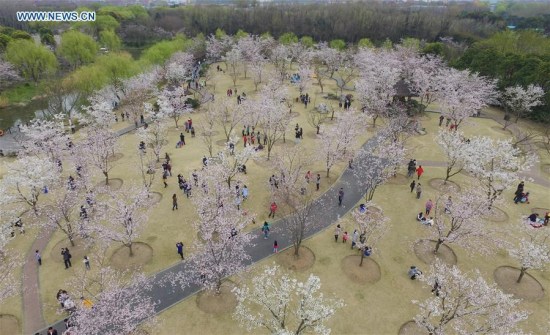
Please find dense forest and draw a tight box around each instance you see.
[0,2,505,47]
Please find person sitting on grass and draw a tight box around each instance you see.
[408,266,422,280]
[519,192,530,204]
[527,213,543,228]
[363,246,372,257]
[416,212,434,226]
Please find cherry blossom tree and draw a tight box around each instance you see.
[92,185,153,257]
[465,136,533,209]
[307,109,328,135]
[38,188,84,247]
[355,48,401,127]
[136,149,157,194]
[117,69,160,126]
[319,108,365,177]
[0,59,21,90]
[308,44,336,93]
[351,203,390,266]
[438,68,496,129]
[428,190,497,255]
[354,139,407,201]
[269,44,291,82]
[223,47,242,89]
[334,52,356,97]
[271,147,318,257]
[165,51,195,85]
[78,91,116,128]
[1,155,60,214]
[206,33,234,63]
[501,84,545,128]
[233,265,345,335]
[18,114,71,162]
[509,226,550,283]
[171,164,254,294]
[0,247,22,304]
[436,129,471,184]
[409,55,445,114]
[81,128,118,185]
[199,104,217,158]
[216,144,256,188]
[136,117,168,163]
[250,58,267,91]
[245,82,292,160]
[413,260,528,335]
[66,258,157,335]
[235,35,263,79]
[157,86,193,128]
[211,97,247,142]
[294,63,312,97]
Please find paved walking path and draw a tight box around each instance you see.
[37,130,386,334]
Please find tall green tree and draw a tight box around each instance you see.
[279,32,298,45]
[329,39,346,50]
[5,39,57,83]
[357,38,374,48]
[99,30,121,51]
[58,30,99,69]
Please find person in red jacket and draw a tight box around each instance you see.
[269,202,278,218]
[416,165,424,180]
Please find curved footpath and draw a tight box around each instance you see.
[36,132,387,334]
[32,110,550,334]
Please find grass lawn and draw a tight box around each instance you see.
[1,62,548,333]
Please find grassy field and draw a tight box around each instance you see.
[0,62,549,334]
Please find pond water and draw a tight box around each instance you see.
[0,47,143,130]
[0,94,78,130]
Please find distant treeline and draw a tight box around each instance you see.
[150,2,503,45]
[454,30,550,121]
[0,2,505,47]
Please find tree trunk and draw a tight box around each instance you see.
[128,243,134,257]
[104,172,109,185]
[326,168,330,178]
[294,243,300,257]
[434,239,443,254]
[316,125,320,134]
[359,251,364,266]
[517,267,527,283]
[68,235,75,247]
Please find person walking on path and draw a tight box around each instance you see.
[342,231,349,243]
[172,194,178,210]
[179,133,186,146]
[163,170,168,188]
[410,180,416,193]
[176,242,184,259]
[334,224,341,242]
[316,174,321,191]
[273,240,278,253]
[62,248,72,269]
[416,165,424,180]
[338,188,344,206]
[268,202,278,218]
[35,250,42,266]
[425,199,433,216]
[83,256,90,270]
[416,183,422,199]
[439,115,444,126]
[262,222,270,239]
